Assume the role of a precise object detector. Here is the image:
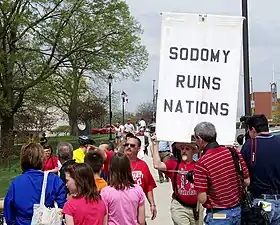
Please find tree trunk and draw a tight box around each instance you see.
[0,115,14,168]
[69,113,79,136]
[78,120,92,136]
[68,66,81,136]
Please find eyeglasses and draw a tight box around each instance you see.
[124,143,136,148]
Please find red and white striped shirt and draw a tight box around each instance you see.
[194,146,249,209]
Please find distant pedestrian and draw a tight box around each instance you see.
[39,132,48,146]
[124,119,135,133]
[42,144,58,174]
[156,141,171,183]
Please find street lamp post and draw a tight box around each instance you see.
[121,92,126,125]
[242,0,251,116]
[108,75,113,140]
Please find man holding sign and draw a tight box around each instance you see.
[152,135,203,225]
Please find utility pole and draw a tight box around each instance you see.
[242,0,251,116]
[152,80,156,122]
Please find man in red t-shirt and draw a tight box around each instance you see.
[152,138,203,225]
[123,136,157,221]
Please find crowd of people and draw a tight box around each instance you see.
[2,114,280,225]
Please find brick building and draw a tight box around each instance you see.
[250,92,273,119]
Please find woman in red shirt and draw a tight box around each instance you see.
[42,144,58,173]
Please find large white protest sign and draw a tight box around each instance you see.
[156,13,244,145]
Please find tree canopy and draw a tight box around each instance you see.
[0,0,148,163]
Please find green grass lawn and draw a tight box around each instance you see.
[0,134,111,198]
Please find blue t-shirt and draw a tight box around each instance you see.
[241,134,280,197]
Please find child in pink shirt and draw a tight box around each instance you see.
[63,163,107,225]
[101,152,145,225]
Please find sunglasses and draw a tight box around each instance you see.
[124,143,136,148]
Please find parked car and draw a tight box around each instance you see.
[270,129,280,136]
[91,125,116,135]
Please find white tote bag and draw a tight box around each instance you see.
[31,171,63,225]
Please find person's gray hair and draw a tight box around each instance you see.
[57,142,73,161]
[194,122,217,143]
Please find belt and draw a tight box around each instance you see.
[206,205,239,213]
[174,197,196,208]
[257,194,280,200]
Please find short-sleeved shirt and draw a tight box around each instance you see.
[63,197,106,225]
[73,148,85,163]
[95,177,107,191]
[241,134,280,197]
[124,123,134,133]
[131,159,157,194]
[101,185,145,225]
[103,151,115,177]
[164,160,197,204]
[194,146,249,208]
[42,156,58,171]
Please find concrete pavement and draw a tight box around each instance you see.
[143,155,173,225]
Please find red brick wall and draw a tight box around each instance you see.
[251,92,272,119]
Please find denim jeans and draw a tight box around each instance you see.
[254,198,280,225]
[204,207,241,225]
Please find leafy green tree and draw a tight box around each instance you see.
[136,102,153,123]
[0,0,94,161]
[44,0,148,135]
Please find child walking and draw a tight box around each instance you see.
[85,151,108,191]
[63,163,107,225]
[101,152,145,225]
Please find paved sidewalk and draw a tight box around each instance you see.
[143,155,173,225]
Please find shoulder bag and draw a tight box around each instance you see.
[31,171,63,225]
[227,146,270,225]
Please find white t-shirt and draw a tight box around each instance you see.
[139,120,146,127]
[124,123,134,133]
[115,127,121,137]
[119,125,125,133]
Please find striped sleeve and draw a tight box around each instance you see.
[194,161,208,192]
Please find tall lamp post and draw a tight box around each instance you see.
[242,0,251,116]
[152,80,156,122]
[108,75,113,140]
[121,92,126,125]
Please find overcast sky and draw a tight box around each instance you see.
[114,0,280,115]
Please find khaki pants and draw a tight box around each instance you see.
[170,199,204,225]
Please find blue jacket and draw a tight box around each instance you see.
[4,169,67,225]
